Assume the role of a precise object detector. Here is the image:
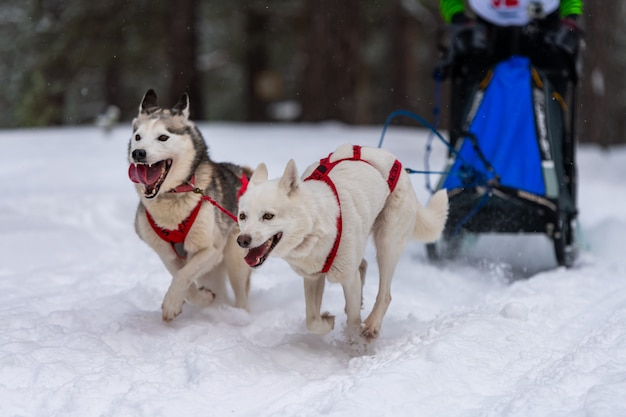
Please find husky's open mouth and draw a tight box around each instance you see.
[128,159,173,199]
[244,232,283,268]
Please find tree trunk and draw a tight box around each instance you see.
[578,2,623,146]
[389,0,410,112]
[104,64,121,111]
[244,5,270,122]
[301,0,362,123]
[168,0,203,119]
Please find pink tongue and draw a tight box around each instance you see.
[244,246,266,267]
[128,163,163,186]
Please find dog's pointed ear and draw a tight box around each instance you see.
[140,89,159,114]
[173,93,190,119]
[279,159,299,196]
[249,163,268,185]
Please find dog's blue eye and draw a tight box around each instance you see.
[158,135,169,142]
[263,213,274,220]
[135,134,141,141]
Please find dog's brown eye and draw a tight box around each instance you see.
[158,135,169,142]
[134,134,141,141]
[239,213,247,221]
[263,213,274,220]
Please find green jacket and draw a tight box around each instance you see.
[440,0,583,23]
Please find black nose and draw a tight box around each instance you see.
[132,149,147,162]
[237,234,251,248]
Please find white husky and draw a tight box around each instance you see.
[128,89,251,321]
[236,144,448,341]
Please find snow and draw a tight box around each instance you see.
[1,123,625,417]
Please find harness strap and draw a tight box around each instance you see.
[145,172,247,259]
[387,159,402,192]
[146,199,202,258]
[304,145,402,273]
[237,173,249,199]
[305,162,343,274]
[199,194,238,223]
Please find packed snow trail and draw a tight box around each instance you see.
[0,125,625,417]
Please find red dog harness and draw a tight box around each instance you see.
[304,145,402,273]
[146,174,248,259]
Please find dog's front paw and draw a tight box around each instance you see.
[161,291,185,322]
[307,311,335,335]
[344,326,369,356]
[360,321,381,342]
[185,285,216,307]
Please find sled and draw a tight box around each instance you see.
[426,23,580,267]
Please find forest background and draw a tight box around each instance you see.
[0,0,622,146]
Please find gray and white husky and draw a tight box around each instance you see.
[128,89,251,321]
[236,144,448,341]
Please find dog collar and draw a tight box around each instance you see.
[304,145,402,274]
[169,175,197,193]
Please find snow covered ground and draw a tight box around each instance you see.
[1,123,625,417]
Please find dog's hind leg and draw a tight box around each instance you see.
[185,282,217,306]
[358,258,367,307]
[342,268,364,337]
[224,239,251,311]
[362,188,415,340]
[227,268,251,311]
[362,239,405,340]
[303,276,335,334]
[187,263,226,307]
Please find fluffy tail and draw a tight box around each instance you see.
[413,189,449,243]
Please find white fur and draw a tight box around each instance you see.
[237,144,448,341]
